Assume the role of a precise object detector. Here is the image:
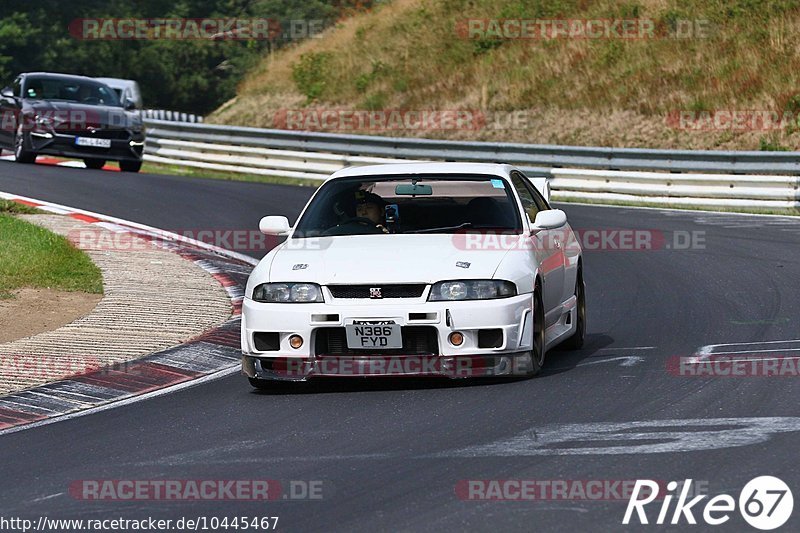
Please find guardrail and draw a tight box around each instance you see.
[550,169,799,209]
[144,119,800,175]
[143,119,800,209]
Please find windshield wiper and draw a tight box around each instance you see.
[407,223,516,234]
[407,222,474,234]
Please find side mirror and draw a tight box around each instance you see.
[259,215,291,235]
[123,98,137,111]
[1,87,14,98]
[531,209,567,231]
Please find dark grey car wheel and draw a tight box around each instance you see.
[13,126,36,164]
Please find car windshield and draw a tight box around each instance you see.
[293,175,522,237]
[23,76,121,107]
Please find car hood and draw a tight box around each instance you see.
[266,234,513,285]
[24,100,140,129]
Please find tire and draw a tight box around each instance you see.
[83,158,106,170]
[13,126,36,164]
[525,285,546,377]
[248,377,272,390]
[119,160,142,173]
[561,268,586,350]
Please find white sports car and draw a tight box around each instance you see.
[241,163,584,386]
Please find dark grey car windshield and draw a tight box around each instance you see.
[23,77,121,107]
[293,176,522,237]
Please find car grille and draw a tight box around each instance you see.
[314,326,438,356]
[57,128,131,140]
[327,284,427,299]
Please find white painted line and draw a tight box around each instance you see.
[575,356,645,368]
[0,399,58,415]
[547,355,645,371]
[597,346,655,351]
[706,349,800,356]
[434,417,800,457]
[35,205,72,215]
[31,492,64,503]
[688,339,800,363]
[682,356,800,363]
[703,339,800,349]
[24,390,93,407]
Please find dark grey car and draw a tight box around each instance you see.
[0,72,145,172]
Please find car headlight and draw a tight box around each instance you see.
[252,282,324,303]
[34,115,54,129]
[428,280,516,301]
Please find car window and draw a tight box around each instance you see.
[511,172,540,222]
[12,77,21,97]
[293,175,522,237]
[22,77,121,106]
[525,176,551,212]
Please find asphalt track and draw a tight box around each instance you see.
[1,160,799,532]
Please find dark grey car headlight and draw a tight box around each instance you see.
[34,115,54,130]
[428,280,517,301]
[252,282,324,303]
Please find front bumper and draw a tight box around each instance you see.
[241,293,536,380]
[27,131,145,162]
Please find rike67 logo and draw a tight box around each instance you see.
[623,477,793,530]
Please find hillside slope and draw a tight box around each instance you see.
[210,0,800,150]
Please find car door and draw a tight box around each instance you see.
[0,76,22,148]
[510,172,566,321]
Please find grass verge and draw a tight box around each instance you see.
[0,202,104,299]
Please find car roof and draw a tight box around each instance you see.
[21,72,99,82]
[327,162,516,181]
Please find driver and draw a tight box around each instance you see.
[323,189,390,235]
[354,190,389,233]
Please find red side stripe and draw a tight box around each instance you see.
[69,213,103,224]
[73,362,201,394]
[13,199,42,207]
[211,273,237,287]
[0,407,46,429]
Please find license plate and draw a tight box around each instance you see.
[75,137,111,148]
[346,321,402,349]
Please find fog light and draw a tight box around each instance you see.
[449,332,464,346]
[289,335,303,349]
